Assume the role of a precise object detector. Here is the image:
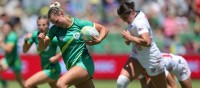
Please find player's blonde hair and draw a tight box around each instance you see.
[48,2,64,19]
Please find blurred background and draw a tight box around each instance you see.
[0,0,200,88]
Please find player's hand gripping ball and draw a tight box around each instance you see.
[80,26,99,41]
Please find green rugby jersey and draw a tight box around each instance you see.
[47,17,94,69]
[5,31,20,65]
[28,31,61,70]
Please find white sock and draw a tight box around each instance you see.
[117,75,130,88]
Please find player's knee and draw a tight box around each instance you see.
[56,79,63,87]
[57,78,69,88]
[117,75,130,88]
[25,80,37,88]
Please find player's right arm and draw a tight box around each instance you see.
[38,33,51,50]
[122,21,151,47]
[38,25,57,50]
[23,33,33,53]
[49,52,62,63]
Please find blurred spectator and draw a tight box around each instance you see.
[65,0,89,18]
[163,7,178,38]
[0,13,9,23]
[191,14,200,54]
[192,0,200,15]
[169,35,186,55]
[154,27,166,52]
[101,0,119,24]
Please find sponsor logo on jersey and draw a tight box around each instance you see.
[151,68,156,73]
[138,28,144,31]
[73,32,80,39]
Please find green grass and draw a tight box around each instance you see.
[3,79,200,88]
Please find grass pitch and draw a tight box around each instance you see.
[3,79,200,88]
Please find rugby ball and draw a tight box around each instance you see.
[80,26,99,41]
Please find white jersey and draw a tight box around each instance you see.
[162,53,191,81]
[129,11,164,76]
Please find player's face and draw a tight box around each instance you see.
[37,19,49,33]
[50,15,67,28]
[1,24,11,36]
[119,12,135,24]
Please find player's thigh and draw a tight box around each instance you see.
[148,79,175,88]
[25,70,55,86]
[0,59,9,71]
[179,77,192,88]
[149,71,167,88]
[166,73,178,88]
[58,66,91,86]
[120,58,144,81]
[147,80,155,88]
[75,79,94,88]
[148,74,176,88]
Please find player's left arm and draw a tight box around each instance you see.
[77,18,109,45]
[94,23,109,42]
[86,23,109,46]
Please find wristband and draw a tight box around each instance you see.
[24,38,30,44]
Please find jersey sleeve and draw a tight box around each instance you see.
[46,25,58,40]
[134,20,149,35]
[52,37,58,45]
[6,32,17,45]
[75,18,94,29]
[51,37,61,53]
[28,31,38,44]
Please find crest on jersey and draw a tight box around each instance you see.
[59,36,65,41]
[73,32,80,39]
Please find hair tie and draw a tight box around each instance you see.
[50,2,60,8]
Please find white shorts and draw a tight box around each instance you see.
[171,57,191,81]
[130,55,166,76]
[145,61,166,76]
[138,67,168,79]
